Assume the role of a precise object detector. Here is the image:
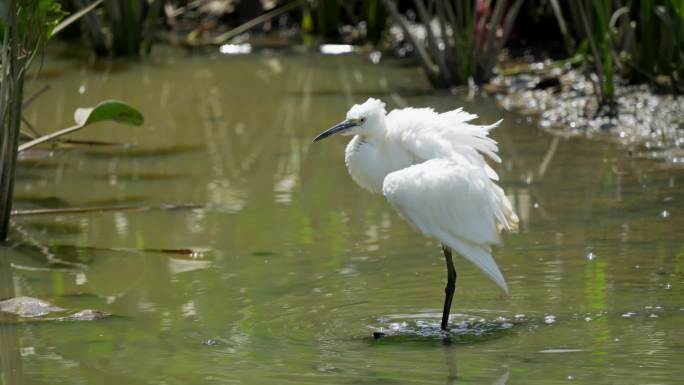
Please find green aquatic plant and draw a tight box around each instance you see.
[304,0,386,44]
[637,0,684,93]
[69,0,161,57]
[316,0,341,39]
[561,0,684,115]
[0,0,66,240]
[0,1,143,240]
[366,0,386,46]
[567,0,619,116]
[206,0,306,46]
[383,0,524,88]
[17,100,143,152]
[2,98,143,239]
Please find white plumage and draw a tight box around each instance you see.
[382,158,513,292]
[313,98,518,329]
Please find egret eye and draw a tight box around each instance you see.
[360,117,366,124]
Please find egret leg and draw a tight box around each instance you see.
[440,245,457,331]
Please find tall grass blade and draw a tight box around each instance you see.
[51,0,103,37]
[210,0,305,45]
[382,0,443,86]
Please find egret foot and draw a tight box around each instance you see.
[440,245,457,331]
[442,334,453,346]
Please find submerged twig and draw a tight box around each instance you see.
[40,244,210,257]
[21,84,50,110]
[11,203,203,217]
[48,138,126,147]
[20,118,40,139]
[9,224,88,269]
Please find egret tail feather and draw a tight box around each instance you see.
[435,229,509,294]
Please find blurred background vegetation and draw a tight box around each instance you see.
[4,1,677,86]
[3,1,684,92]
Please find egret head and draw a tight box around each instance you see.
[313,98,386,142]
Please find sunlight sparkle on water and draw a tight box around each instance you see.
[320,44,354,55]
[219,44,252,55]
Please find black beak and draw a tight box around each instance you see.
[313,119,358,142]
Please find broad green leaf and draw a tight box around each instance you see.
[74,100,144,127]
[18,100,143,152]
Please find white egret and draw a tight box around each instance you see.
[313,98,518,330]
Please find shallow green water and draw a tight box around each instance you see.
[1,48,683,385]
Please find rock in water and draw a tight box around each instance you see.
[0,296,110,323]
[0,296,64,317]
